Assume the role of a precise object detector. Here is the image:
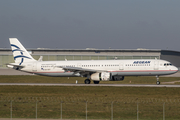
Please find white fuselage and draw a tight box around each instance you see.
[20,59,178,77]
[8,38,179,84]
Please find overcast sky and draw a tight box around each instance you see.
[1,0,180,51]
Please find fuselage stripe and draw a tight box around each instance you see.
[31,70,177,74]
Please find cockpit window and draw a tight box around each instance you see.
[164,63,172,66]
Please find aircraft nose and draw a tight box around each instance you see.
[173,66,179,73]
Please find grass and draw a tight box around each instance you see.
[1,86,180,119]
[0,75,180,119]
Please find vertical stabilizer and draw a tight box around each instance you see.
[9,38,36,64]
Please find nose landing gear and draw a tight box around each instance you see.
[156,75,160,85]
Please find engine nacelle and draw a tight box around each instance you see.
[91,72,111,81]
[91,72,125,81]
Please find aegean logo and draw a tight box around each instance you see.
[11,44,31,65]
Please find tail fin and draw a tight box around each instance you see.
[9,38,36,64]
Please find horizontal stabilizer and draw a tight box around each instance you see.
[6,63,25,68]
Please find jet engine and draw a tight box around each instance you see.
[91,72,111,81]
[91,72,124,81]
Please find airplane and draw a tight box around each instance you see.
[7,38,178,85]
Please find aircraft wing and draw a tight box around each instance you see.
[58,66,106,73]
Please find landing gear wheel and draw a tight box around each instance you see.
[84,79,91,84]
[93,81,100,84]
[156,75,160,85]
[156,81,160,85]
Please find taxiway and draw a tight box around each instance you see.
[0,83,180,87]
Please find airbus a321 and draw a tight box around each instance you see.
[7,38,178,85]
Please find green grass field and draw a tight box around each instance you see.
[0,76,180,119]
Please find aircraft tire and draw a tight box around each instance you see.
[156,81,160,85]
[84,79,91,84]
[93,81,100,84]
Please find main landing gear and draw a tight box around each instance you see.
[93,81,100,84]
[156,75,160,85]
[84,79,91,84]
[84,79,100,84]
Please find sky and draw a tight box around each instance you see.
[0,0,180,51]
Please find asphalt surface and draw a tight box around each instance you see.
[0,68,32,75]
[0,83,180,87]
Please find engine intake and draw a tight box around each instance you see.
[91,72,111,81]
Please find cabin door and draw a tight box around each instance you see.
[32,63,37,71]
[119,63,124,70]
[154,61,159,70]
[77,63,82,67]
